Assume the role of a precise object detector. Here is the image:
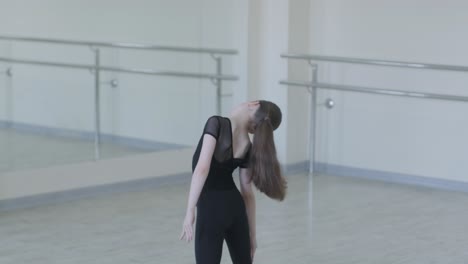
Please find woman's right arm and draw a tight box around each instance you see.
[180,134,216,242]
[239,167,257,261]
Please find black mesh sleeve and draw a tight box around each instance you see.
[202,116,220,140]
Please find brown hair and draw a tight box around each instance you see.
[249,100,287,201]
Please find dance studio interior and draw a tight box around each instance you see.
[1,0,467,263]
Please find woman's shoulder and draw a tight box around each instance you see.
[203,115,226,134]
[207,115,227,120]
[205,115,229,125]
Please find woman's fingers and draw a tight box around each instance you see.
[185,230,189,242]
[180,227,186,241]
[180,226,188,242]
[187,225,193,242]
[251,247,256,261]
[180,224,193,243]
[180,210,196,243]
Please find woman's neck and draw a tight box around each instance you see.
[228,114,248,137]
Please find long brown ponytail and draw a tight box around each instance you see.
[250,100,287,201]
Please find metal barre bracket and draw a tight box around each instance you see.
[210,53,220,60]
[100,78,118,88]
[308,60,317,67]
[324,98,335,109]
[209,78,217,86]
[1,67,12,77]
[210,53,222,85]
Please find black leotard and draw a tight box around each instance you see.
[191,115,252,264]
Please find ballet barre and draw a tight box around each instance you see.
[0,35,239,160]
[0,35,238,55]
[0,57,238,81]
[280,81,468,103]
[282,54,468,72]
[280,53,468,175]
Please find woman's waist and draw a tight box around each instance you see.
[199,186,243,203]
[202,174,237,191]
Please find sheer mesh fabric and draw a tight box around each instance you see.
[192,115,251,174]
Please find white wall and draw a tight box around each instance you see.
[307,0,468,182]
[200,0,249,118]
[248,0,289,165]
[0,0,248,146]
[287,0,311,165]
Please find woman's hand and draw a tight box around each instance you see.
[250,236,257,261]
[179,208,195,242]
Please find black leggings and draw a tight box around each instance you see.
[195,188,252,264]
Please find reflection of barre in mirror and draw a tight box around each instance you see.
[280,53,468,175]
[0,35,239,55]
[0,35,239,170]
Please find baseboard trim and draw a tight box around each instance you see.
[286,160,468,193]
[285,160,309,175]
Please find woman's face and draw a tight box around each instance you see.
[246,101,261,133]
[247,100,261,119]
[234,100,259,115]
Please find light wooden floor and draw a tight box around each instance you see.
[1,172,468,263]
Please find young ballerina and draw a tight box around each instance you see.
[180,100,287,264]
